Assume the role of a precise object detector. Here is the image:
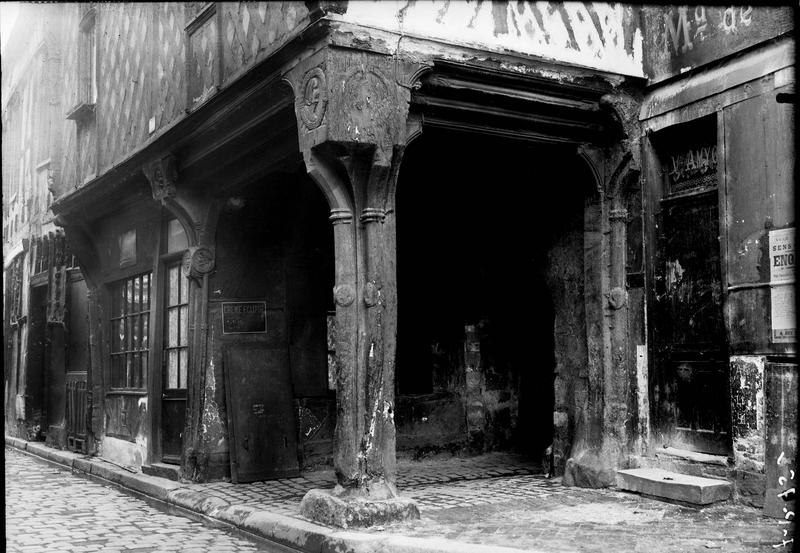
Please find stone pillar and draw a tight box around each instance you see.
[329,207,362,486]
[286,48,421,527]
[604,206,630,464]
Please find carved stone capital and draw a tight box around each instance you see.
[142,155,178,204]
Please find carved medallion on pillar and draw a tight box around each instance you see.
[299,66,327,130]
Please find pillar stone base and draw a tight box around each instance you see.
[299,486,420,528]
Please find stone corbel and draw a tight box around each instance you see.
[53,214,101,289]
[142,154,178,204]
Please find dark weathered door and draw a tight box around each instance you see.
[653,190,731,454]
[223,344,299,482]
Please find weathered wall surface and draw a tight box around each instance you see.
[336,1,644,76]
[642,6,793,83]
[547,215,586,473]
[723,88,795,356]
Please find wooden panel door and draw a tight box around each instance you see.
[653,190,731,454]
[224,344,299,482]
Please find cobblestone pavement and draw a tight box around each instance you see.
[5,448,275,553]
[191,450,791,552]
[377,475,793,553]
[7,445,793,553]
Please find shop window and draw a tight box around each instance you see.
[110,272,151,389]
[163,263,189,389]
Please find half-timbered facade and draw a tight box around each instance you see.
[3,2,795,525]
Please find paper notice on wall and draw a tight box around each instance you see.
[771,284,796,343]
[769,227,795,283]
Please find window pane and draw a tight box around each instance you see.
[133,276,141,313]
[133,314,140,350]
[132,352,141,388]
[168,308,179,347]
[127,279,134,314]
[167,219,189,253]
[180,272,189,304]
[125,354,132,388]
[141,352,148,387]
[111,356,120,387]
[143,274,150,310]
[179,350,188,389]
[167,350,179,389]
[112,319,122,352]
[169,265,179,305]
[180,306,188,346]
[142,314,149,350]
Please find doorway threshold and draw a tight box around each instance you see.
[142,462,182,482]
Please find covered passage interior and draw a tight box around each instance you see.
[395,128,597,469]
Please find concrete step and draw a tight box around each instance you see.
[142,462,181,482]
[617,468,731,506]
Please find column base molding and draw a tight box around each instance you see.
[299,485,420,528]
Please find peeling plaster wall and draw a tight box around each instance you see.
[729,355,765,472]
[336,1,644,77]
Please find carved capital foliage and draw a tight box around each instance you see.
[142,154,178,204]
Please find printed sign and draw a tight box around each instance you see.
[770,228,795,284]
[771,285,796,344]
[222,302,267,334]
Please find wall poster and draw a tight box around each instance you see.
[769,227,795,343]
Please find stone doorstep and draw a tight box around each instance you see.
[5,436,539,553]
[142,462,182,482]
[617,468,732,506]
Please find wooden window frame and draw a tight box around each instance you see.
[109,272,151,391]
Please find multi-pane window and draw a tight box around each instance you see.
[163,263,189,390]
[110,273,151,389]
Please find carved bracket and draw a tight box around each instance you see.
[142,154,179,204]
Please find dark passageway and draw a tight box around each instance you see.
[396,129,590,459]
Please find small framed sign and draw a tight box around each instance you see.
[222,301,267,334]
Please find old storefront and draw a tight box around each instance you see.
[638,5,796,515]
[2,1,791,528]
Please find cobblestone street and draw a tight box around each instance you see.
[5,448,275,553]
[6,444,793,553]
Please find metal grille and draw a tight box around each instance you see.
[670,172,717,195]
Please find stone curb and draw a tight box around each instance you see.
[6,437,541,553]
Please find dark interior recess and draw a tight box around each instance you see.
[396,129,591,456]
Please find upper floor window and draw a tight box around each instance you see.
[110,272,151,389]
[79,6,97,106]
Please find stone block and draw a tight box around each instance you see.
[616,468,731,505]
[300,488,420,528]
[733,470,766,508]
[563,450,616,488]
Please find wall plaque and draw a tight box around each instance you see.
[222,301,267,334]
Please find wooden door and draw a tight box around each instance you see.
[224,344,299,482]
[653,190,731,454]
